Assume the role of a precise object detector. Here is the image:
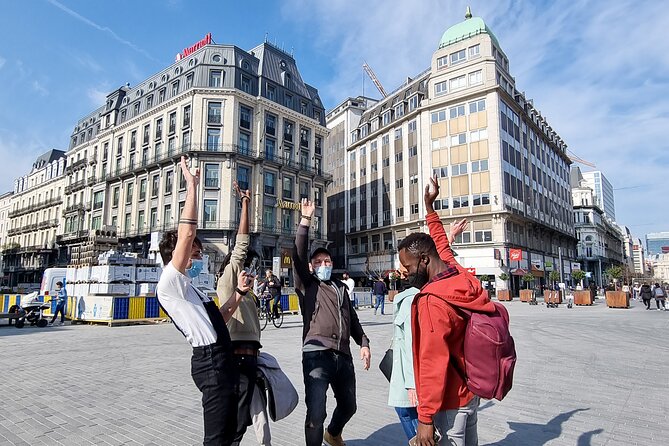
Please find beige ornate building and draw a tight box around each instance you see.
[1,150,67,289]
[326,9,577,292]
[60,38,329,280]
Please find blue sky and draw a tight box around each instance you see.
[0,0,667,238]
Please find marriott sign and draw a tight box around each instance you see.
[175,33,212,62]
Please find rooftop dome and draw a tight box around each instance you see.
[438,7,500,49]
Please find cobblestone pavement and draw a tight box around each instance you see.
[1,298,668,445]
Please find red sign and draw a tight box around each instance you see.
[467,268,477,275]
[175,33,212,61]
[509,249,523,261]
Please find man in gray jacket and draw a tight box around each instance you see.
[293,198,371,446]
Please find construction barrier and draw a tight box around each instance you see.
[1,295,22,313]
[280,293,300,313]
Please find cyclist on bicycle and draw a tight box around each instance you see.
[260,269,282,317]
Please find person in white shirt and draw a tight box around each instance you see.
[156,156,251,446]
[342,272,356,309]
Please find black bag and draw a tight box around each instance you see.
[379,348,393,381]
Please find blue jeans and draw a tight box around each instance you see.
[395,406,418,440]
[51,303,66,323]
[303,350,357,446]
[374,295,385,314]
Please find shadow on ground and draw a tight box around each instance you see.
[488,408,603,446]
[346,423,406,445]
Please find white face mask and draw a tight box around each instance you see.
[315,265,332,281]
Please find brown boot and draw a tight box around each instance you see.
[323,430,346,446]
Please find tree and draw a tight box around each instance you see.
[549,270,560,285]
[605,265,624,291]
[572,269,586,288]
[499,272,510,290]
[522,273,534,289]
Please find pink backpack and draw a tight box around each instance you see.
[451,302,516,401]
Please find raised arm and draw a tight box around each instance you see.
[216,182,251,305]
[424,175,458,265]
[293,198,315,292]
[219,270,253,322]
[172,156,200,274]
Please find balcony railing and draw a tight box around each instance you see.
[8,197,63,218]
[56,230,89,243]
[65,179,87,194]
[66,157,88,172]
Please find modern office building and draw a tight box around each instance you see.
[59,35,330,281]
[581,170,616,220]
[571,166,624,286]
[326,9,577,292]
[646,232,669,255]
[1,150,67,290]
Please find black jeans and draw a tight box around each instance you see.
[303,350,357,446]
[51,303,66,323]
[191,344,238,446]
[231,354,258,446]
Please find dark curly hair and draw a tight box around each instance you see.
[397,232,438,259]
[159,230,202,264]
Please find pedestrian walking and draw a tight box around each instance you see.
[49,281,67,326]
[342,272,356,309]
[653,283,666,310]
[156,157,251,446]
[640,283,653,309]
[293,198,371,446]
[373,278,387,315]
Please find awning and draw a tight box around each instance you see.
[511,268,528,276]
[530,265,545,277]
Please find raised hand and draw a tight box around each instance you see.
[424,175,440,212]
[448,218,469,243]
[237,271,252,293]
[180,156,200,188]
[301,198,316,218]
[233,180,251,201]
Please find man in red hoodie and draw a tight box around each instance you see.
[397,176,495,446]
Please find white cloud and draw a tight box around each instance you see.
[282,0,669,235]
[87,84,110,106]
[0,56,6,70]
[32,80,49,96]
[0,130,49,193]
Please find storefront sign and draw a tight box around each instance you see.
[571,262,581,271]
[281,251,292,268]
[276,199,301,210]
[175,33,212,61]
[509,249,522,261]
[545,261,554,271]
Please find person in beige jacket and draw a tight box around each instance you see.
[217,182,263,445]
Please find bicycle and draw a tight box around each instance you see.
[257,292,283,330]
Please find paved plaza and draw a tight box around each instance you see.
[1,298,668,446]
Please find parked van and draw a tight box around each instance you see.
[40,268,68,299]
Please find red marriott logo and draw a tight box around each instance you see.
[175,33,212,61]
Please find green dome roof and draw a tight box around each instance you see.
[438,8,500,49]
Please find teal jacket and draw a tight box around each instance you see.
[387,287,419,408]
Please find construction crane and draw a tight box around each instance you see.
[362,62,388,98]
[567,150,596,168]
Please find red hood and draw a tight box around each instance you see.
[420,270,495,313]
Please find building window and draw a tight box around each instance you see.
[207,129,221,151]
[240,105,252,129]
[396,207,404,218]
[146,95,153,109]
[208,102,222,124]
[395,128,402,140]
[449,105,465,119]
[165,171,173,194]
[299,180,310,200]
[263,206,275,230]
[186,73,193,89]
[183,105,191,128]
[382,157,390,168]
[241,75,251,93]
[409,174,418,184]
[433,167,448,178]
[409,146,418,157]
[143,124,150,145]
[474,230,492,243]
[434,199,449,211]
[408,95,419,111]
[469,70,483,86]
[133,102,140,116]
[264,171,276,195]
[315,135,322,155]
[124,213,131,232]
[315,186,322,207]
[138,210,145,230]
[408,120,417,133]
[238,132,251,155]
[151,175,159,198]
[150,208,158,227]
[469,44,480,57]
[93,191,104,210]
[168,111,177,134]
[282,176,293,199]
[450,49,466,65]
[171,80,180,96]
[470,129,488,142]
[163,204,172,226]
[265,114,276,136]
[209,70,222,87]
[158,88,166,103]
[396,178,403,188]
[395,152,403,162]
[125,183,134,204]
[300,100,308,114]
[281,208,293,232]
[267,84,276,101]
[437,55,448,69]
[139,178,147,201]
[91,215,101,230]
[450,133,467,146]
[469,99,486,113]
[237,165,250,191]
[284,94,292,109]
[203,200,217,227]
[449,75,466,90]
[265,138,276,160]
[431,110,447,123]
[300,127,310,148]
[434,81,448,96]
[204,164,219,188]
[155,118,163,140]
[454,232,472,244]
[472,193,490,206]
[395,103,405,117]
[382,111,392,126]
[451,163,468,176]
[452,195,469,208]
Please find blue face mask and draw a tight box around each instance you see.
[315,265,332,281]
[186,259,204,278]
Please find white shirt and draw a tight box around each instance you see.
[156,263,218,347]
[343,278,356,300]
